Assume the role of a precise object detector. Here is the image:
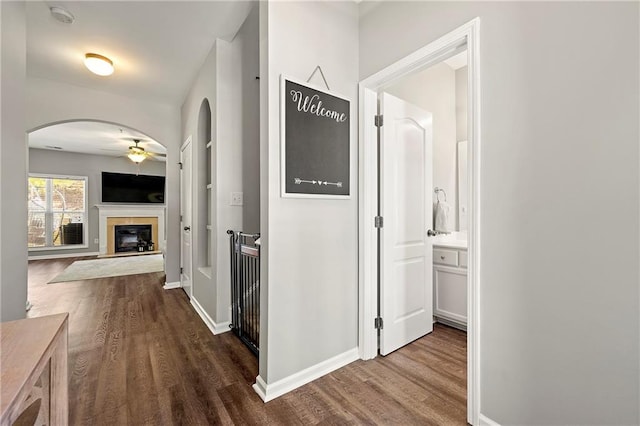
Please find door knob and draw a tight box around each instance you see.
[427,229,437,237]
[184,226,191,231]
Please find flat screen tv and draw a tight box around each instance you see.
[101,172,165,204]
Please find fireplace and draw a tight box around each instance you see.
[115,224,152,253]
[96,204,165,255]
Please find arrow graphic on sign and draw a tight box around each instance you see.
[294,178,342,188]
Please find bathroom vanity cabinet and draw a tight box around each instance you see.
[433,245,467,330]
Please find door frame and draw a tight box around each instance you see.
[180,135,193,298]
[357,18,481,425]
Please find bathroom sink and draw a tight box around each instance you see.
[431,232,468,249]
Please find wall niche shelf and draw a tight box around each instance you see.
[198,100,213,270]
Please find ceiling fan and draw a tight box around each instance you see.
[128,140,147,163]
[126,139,166,164]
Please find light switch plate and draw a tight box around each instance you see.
[231,192,243,206]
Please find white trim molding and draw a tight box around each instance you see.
[466,17,482,426]
[357,84,378,361]
[478,414,501,426]
[163,281,181,290]
[253,348,359,403]
[28,251,99,260]
[358,17,481,426]
[190,297,231,335]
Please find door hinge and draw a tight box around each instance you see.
[178,162,183,169]
[374,216,384,228]
[180,215,183,222]
[374,317,384,330]
[180,267,183,274]
[374,114,384,127]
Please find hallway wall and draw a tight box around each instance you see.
[361,2,639,424]
[180,6,259,327]
[258,0,359,393]
[0,0,27,321]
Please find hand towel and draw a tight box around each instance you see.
[435,201,453,233]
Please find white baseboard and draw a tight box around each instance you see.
[28,251,99,260]
[213,321,231,334]
[190,297,231,335]
[163,281,181,290]
[478,414,501,426]
[252,347,359,402]
[253,376,269,401]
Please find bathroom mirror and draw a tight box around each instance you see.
[457,141,468,231]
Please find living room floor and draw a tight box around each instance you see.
[28,257,467,425]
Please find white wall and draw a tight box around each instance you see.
[181,42,220,320]
[28,149,166,257]
[215,39,243,322]
[180,5,257,325]
[455,66,468,142]
[0,1,28,321]
[455,66,468,231]
[238,6,260,234]
[258,0,270,379]
[260,1,359,385]
[386,62,458,230]
[361,2,639,424]
[25,77,181,283]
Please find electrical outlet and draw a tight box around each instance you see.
[231,192,243,206]
[94,238,99,244]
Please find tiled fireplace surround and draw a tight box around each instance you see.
[95,204,166,255]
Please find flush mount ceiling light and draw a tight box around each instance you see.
[128,140,147,164]
[84,53,114,76]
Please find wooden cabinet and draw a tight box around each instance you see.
[1,313,68,425]
[433,246,467,329]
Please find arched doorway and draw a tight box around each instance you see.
[26,120,168,305]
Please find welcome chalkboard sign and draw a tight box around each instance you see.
[281,76,350,198]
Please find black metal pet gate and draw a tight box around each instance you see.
[227,230,260,356]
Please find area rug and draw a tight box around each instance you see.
[49,254,164,283]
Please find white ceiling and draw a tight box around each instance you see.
[29,121,167,161]
[444,50,467,70]
[26,1,254,106]
[26,1,253,158]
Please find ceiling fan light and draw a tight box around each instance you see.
[84,53,114,76]
[127,139,148,164]
[128,151,147,163]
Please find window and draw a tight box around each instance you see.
[28,175,88,249]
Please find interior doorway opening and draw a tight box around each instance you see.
[26,119,168,307]
[180,136,193,299]
[358,18,481,424]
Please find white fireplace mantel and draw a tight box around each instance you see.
[95,204,166,255]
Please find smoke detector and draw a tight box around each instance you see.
[50,6,75,24]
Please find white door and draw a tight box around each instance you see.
[180,139,193,299]
[380,92,434,356]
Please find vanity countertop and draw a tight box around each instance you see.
[432,232,468,249]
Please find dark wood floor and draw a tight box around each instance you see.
[28,257,467,425]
